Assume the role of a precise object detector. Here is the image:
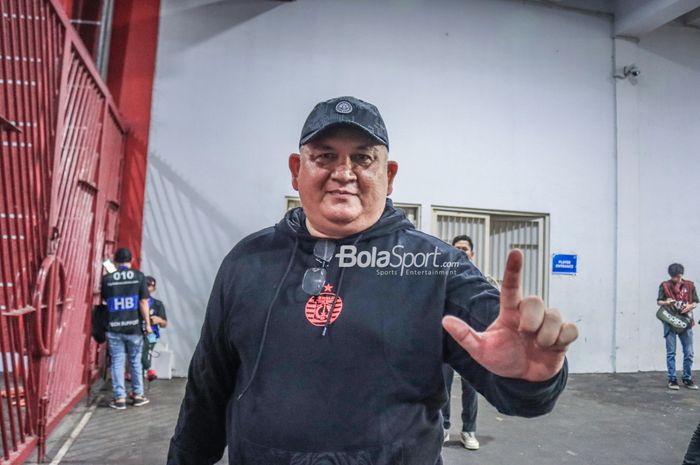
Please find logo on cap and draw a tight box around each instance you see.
[335,101,353,114]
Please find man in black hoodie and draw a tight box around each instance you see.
[168,96,579,465]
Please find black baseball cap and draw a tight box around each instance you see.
[299,96,389,149]
[115,247,132,263]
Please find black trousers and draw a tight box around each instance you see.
[684,418,700,465]
[441,365,478,432]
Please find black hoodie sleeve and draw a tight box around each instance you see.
[168,260,240,465]
[443,259,568,418]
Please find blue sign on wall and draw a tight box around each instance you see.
[552,254,577,275]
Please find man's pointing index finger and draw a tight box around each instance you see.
[497,249,525,326]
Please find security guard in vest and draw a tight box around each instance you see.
[101,247,152,409]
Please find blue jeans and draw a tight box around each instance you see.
[107,332,144,399]
[664,323,694,381]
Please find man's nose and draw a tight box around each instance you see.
[331,157,356,182]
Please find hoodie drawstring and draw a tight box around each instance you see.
[321,233,363,337]
[237,237,299,401]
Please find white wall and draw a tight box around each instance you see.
[614,23,700,372]
[143,0,698,376]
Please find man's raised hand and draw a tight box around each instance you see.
[443,249,578,382]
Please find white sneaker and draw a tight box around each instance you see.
[460,431,479,450]
[443,429,450,443]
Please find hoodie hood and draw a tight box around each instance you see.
[276,198,414,243]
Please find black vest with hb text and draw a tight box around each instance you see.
[100,267,149,335]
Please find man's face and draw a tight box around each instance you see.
[672,274,683,284]
[289,127,398,239]
[454,240,475,261]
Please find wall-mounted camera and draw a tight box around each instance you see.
[614,64,641,83]
[623,65,641,78]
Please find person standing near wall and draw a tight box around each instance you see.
[657,263,699,390]
[442,235,478,450]
[143,275,168,381]
[442,235,497,450]
[101,247,152,409]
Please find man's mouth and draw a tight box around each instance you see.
[327,190,358,198]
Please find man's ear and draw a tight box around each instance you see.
[289,153,301,191]
[386,160,398,196]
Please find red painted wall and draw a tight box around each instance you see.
[107,0,160,268]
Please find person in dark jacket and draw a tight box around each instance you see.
[143,275,168,382]
[684,421,700,465]
[442,234,488,450]
[167,96,579,465]
[101,247,152,409]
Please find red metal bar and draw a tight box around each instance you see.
[14,314,34,436]
[0,327,12,459]
[15,1,40,306]
[7,320,25,443]
[20,311,36,436]
[35,396,46,462]
[83,100,109,387]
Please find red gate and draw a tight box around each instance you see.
[0,0,127,462]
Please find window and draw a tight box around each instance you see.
[393,202,421,228]
[284,198,421,228]
[432,207,549,299]
[285,196,302,211]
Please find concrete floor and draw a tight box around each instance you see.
[27,372,700,465]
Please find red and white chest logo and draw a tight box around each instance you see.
[305,283,343,327]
